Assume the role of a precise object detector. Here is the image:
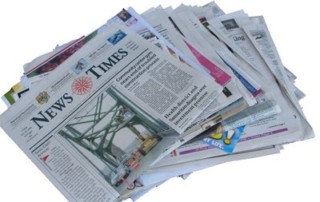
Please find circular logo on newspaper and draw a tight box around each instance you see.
[71,76,93,95]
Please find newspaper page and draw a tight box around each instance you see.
[0,23,222,201]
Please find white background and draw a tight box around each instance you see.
[0,0,319,201]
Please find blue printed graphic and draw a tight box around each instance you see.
[217,54,262,96]
[107,30,127,45]
[203,125,245,154]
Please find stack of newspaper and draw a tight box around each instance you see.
[0,1,314,201]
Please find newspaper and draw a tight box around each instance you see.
[0,23,222,201]
[0,1,315,202]
[13,3,308,170]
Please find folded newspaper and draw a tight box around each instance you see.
[0,1,314,202]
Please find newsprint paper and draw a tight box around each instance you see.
[0,23,222,201]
